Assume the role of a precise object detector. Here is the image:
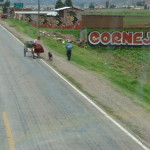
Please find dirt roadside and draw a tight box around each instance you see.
[0,19,150,148]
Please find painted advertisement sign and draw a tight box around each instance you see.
[24,14,37,27]
[65,11,82,29]
[24,13,82,29]
[88,31,150,46]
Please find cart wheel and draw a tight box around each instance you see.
[32,50,35,59]
[24,46,27,57]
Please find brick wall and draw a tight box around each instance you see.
[82,15,124,29]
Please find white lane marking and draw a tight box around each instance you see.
[0,23,149,150]
[41,59,149,150]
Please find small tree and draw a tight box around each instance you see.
[3,0,10,13]
[110,4,116,8]
[0,0,4,6]
[105,1,109,8]
[89,3,95,9]
[3,6,7,13]
[64,0,73,7]
[136,1,145,6]
[55,0,64,9]
[144,4,147,9]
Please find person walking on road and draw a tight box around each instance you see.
[34,36,44,57]
[66,40,73,61]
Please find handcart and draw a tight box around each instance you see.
[24,41,35,58]
[24,41,45,59]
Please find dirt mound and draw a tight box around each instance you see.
[39,30,78,42]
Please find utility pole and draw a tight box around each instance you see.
[37,0,40,27]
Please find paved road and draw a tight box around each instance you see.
[0,25,148,150]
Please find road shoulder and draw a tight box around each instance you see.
[0,18,150,147]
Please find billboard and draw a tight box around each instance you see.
[88,31,150,46]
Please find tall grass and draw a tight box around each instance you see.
[6,18,150,105]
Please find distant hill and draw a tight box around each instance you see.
[9,0,149,7]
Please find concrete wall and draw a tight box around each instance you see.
[23,14,38,27]
[15,10,124,30]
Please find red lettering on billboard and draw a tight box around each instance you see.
[88,31,101,45]
[133,32,143,45]
[112,32,121,45]
[122,32,133,45]
[101,32,111,45]
[88,31,150,46]
[143,32,150,45]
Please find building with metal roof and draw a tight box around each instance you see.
[14,11,57,16]
[14,7,83,29]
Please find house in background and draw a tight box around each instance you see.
[14,7,126,30]
[14,7,83,29]
[49,7,83,29]
[10,6,32,16]
[14,11,56,27]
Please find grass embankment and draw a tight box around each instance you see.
[6,18,150,106]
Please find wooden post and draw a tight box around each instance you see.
[37,0,40,27]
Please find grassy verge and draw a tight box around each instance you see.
[6,18,150,107]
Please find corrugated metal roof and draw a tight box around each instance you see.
[15,11,57,16]
[47,12,58,16]
[55,7,84,11]
[15,11,47,14]
[55,7,71,11]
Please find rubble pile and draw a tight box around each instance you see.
[39,30,87,48]
[39,30,78,43]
